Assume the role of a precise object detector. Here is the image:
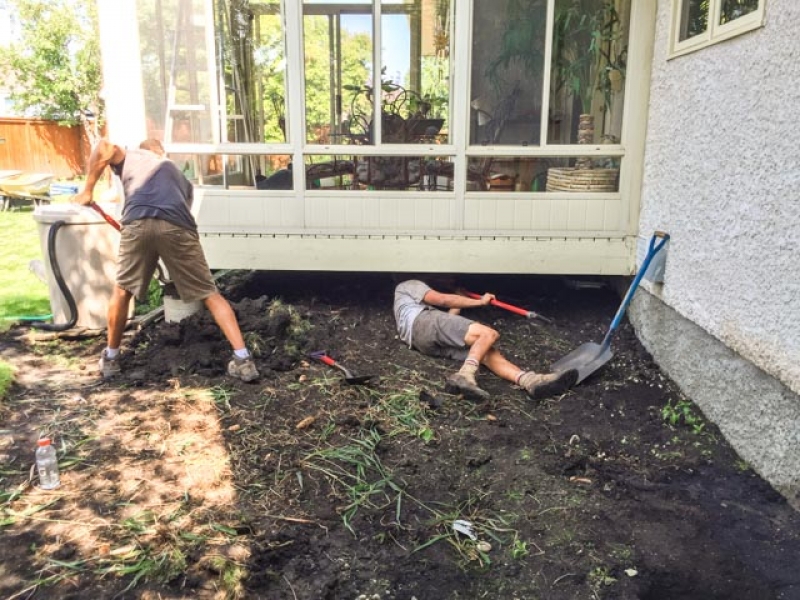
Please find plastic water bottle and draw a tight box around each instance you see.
[35,438,60,490]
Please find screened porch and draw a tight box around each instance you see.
[97,0,655,274]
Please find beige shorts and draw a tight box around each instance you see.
[411,310,472,361]
[116,218,217,302]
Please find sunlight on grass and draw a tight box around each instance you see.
[0,210,51,324]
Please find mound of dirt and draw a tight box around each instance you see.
[1,271,798,600]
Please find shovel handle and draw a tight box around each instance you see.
[463,291,550,322]
[601,231,670,346]
[88,202,122,231]
[309,351,335,367]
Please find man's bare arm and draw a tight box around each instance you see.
[75,139,125,205]
[422,289,494,310]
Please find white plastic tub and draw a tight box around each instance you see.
[33,203,129,329]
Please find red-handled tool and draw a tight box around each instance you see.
[88,201,122,231]
[463,291,552,323]
[310,351,374,385]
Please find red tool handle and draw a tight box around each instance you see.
[88,202,122,231]
[463,291,530,317]
[310,351,336,366]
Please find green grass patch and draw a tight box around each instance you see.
[0,360,14,401]
[0,210,51,325]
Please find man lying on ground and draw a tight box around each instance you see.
[393,278,578,401]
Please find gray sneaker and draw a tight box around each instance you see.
[227,356,259,382]
[519,369,578,400]
[445,373,491,401]
[99,350,121,379]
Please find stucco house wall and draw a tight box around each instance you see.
[631,0,799,505]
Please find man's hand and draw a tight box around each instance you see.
[478,293,496,306]
[74,190,94,206]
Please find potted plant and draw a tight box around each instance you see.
[551,0,625,170]
[486,0,547,92]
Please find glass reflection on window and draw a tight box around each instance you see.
[549,0,629,147]
[469,0,546,146]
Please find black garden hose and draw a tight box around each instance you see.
[30,220,88,331]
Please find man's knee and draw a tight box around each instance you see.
[468,322,499,345]
[112,286,132,303]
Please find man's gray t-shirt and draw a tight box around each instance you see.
[394,280,432,347]
[111,148,197,231]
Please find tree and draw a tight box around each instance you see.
[0,0,102,133]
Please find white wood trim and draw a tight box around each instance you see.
[200,234,633,274]
[451,0,472,228]
[283,0,307,221]
[206,0,221,144]
[164,142,624,158]
[620,0,656,239]
[540,0,556,147]
[669,0,766,59]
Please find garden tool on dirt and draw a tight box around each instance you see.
[551,231,670,384]
[309,351,374,385]
[463,291,552,323]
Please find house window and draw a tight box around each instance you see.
[670,0,765,57]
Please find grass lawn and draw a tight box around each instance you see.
[0,208,52,327]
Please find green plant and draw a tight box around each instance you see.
[486,0,547,91]
[661,397,706,434]
[588,565,617,590]
[302,428,404,535]
[552,0,625,116]
[209,386,236,412]
[0,361,14,402]
[135,280,164,315]
[511,537,529,559]
[0,0,103,130]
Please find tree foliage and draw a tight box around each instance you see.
[0,0,102,126]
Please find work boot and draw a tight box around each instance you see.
[227,355,260,382]
[98,350,121,379]
[519,369,578,400]
[445,373,491,401]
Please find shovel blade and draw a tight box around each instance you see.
[552,342,613,384]
[344,375,374,385]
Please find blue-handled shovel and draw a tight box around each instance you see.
[552,231,670,384]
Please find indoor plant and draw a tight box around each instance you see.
[551,0,625,169]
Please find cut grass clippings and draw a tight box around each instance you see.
[0,209,51,327]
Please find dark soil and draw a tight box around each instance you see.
[1,271,799,600]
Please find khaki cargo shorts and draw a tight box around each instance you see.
[411,309,472,361]
[116,218,217,302]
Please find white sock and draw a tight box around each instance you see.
[105,348,120,359]
[233,348,250,359]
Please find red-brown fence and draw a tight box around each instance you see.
[0,118,91,179]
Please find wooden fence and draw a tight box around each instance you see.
[0,118,91,179]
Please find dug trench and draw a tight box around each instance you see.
[0,271,798,600]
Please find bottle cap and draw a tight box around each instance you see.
[37,438,51,447]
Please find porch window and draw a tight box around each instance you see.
[670,0,765,58]
[303,0,451,147]
[135,0,635,195]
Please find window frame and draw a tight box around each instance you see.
[669,0,766,59]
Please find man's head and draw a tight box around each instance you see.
[139,138,165,157]
[392,272,459,291]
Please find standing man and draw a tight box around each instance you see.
[394,278,577,400]
[75,138,259,382]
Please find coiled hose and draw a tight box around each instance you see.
[31,220,79,331]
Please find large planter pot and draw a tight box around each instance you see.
[575,113,595,170]
[545,167,619,192]
[545,112,619,191]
